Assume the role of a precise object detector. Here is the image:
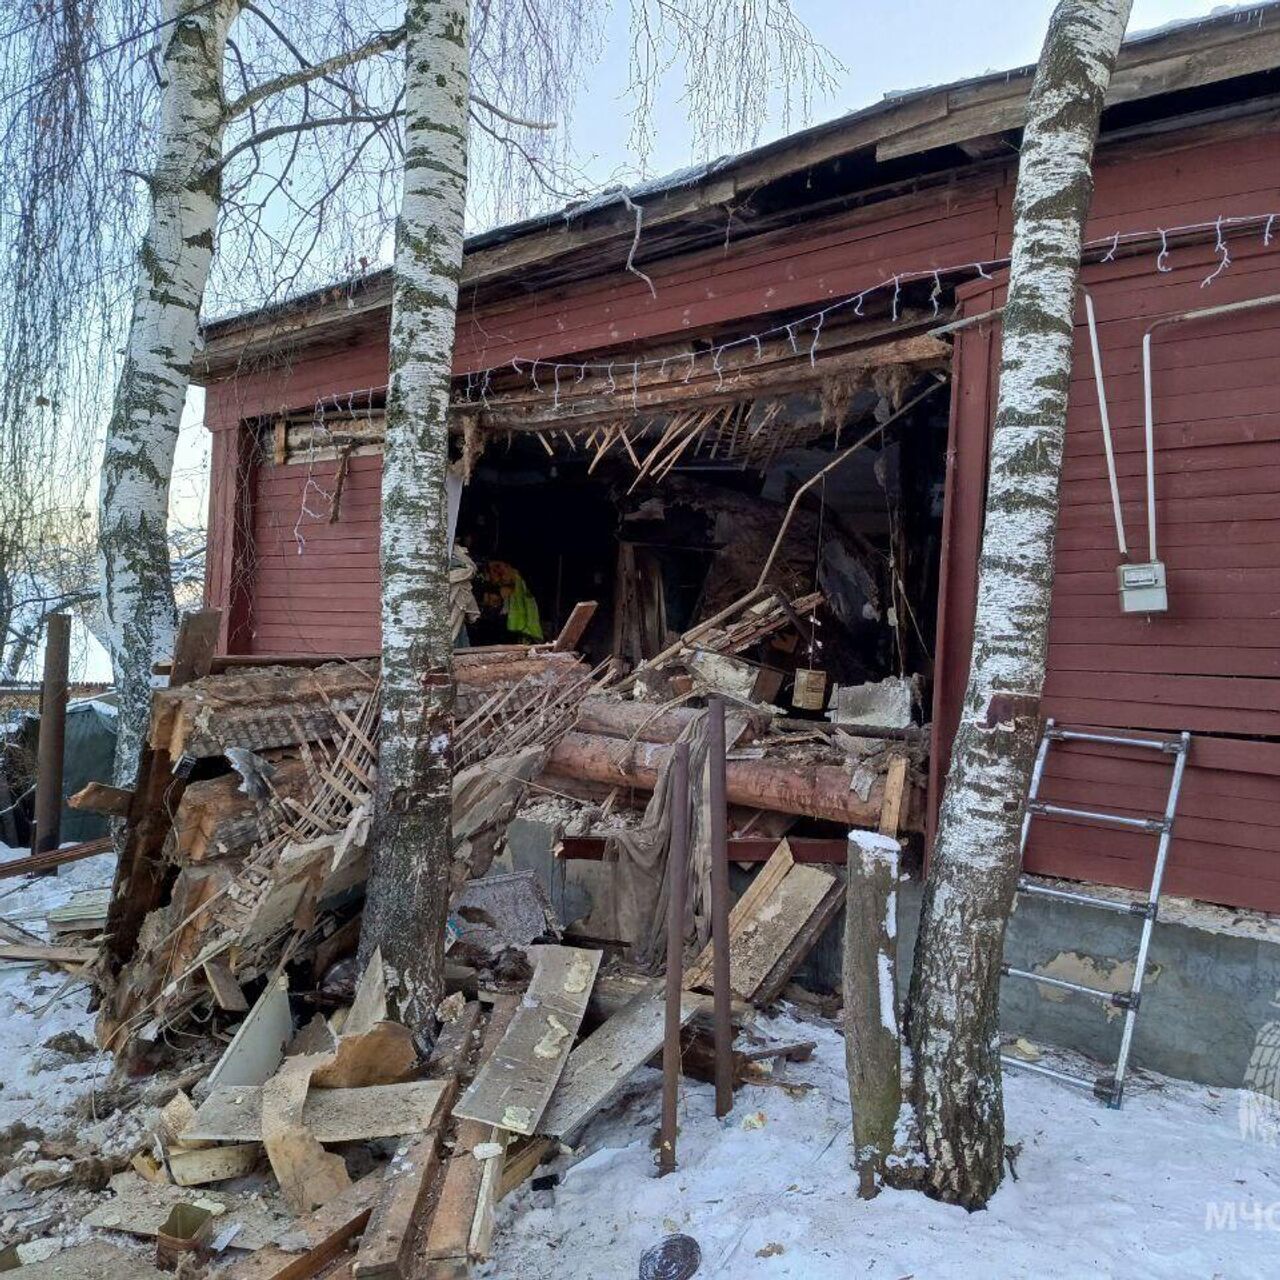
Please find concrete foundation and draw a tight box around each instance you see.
[500,817,1280,1090]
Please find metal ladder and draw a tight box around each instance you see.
[1000,718,1191,1109]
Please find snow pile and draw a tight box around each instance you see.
[0,843,117,1133]
[487,1008,1279,1280]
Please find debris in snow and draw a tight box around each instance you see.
[638,1232,702,1280]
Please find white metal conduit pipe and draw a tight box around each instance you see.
[1099,291,1280,564]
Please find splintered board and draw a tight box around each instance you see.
[418,995,521,1274]
[181,1079,451,1144]
[451,945,602,1136]
[538,981,698,1141]
[684,839,840,1002]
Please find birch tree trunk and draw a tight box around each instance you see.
[900,0,1131,1209]
[358,0,470,1035]
[98,0,241,785]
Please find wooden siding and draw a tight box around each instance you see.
[203,123,1280,912]
[936,128,1280,913]
[245,454,382,655]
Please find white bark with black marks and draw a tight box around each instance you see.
[901,0,1132,1209]
[98,0,241,784]
[359,0,470,1035]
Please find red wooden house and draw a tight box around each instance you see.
[198,7,1280,917]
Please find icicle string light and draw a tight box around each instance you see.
[286,213,1280,420]
[1201,215,1231,288]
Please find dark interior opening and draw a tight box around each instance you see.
[453,369,953,724]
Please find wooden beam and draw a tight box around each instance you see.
[878,755,909,838]
[0,836,112,880]
[552,601,599,652]
[421,995,522,1273]
[547,731,897,828]
[68,782,134,817]
[351,1124,448,1279]
[558,835,849,863]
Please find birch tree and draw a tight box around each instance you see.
[98,0,242,782]
[896,0,1133,1209]
[0,0,406,785]
[359,0,836,1029]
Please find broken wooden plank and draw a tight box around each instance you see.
[425,1000,481,1078]
[878,754,909,838]
[311,1021,417,1089]
[538,981,697,1140]
[203,958,249,1012]
[182,1080,452,1145]
[206,974,292,1091]
[169,608,223,686]
[683,840,794,992]
[0,942,96,966]
[419,996,521,1272]
[341,946,386,1033]
[351,1123,448,1280]
[45,889,110,938]
[451,946,601,1136]
[262,1053,351,1213]
[168,1142,262,1186]
[68,781,134,816]
[552,600,598,652]
[684,839,839,1003]
[498,1137,556,1200]
[754,875,845,1007]
[219,1172,383,1280]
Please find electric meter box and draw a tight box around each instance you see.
[1117,560,1168,614]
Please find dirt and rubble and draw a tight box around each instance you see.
[0,582,928,1277]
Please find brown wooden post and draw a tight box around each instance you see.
[659,740,689,1175]
[32,614,71,856]
[844,829,902,1198]
[707,697,734,1118]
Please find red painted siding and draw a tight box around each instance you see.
[245,454,382,655]
[204,123,1280,912]
[935,128,1280,913]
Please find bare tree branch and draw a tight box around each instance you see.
[224,24,405,121]
[213,108,401,175]
[469,92,555,131]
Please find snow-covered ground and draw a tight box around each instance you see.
[0,849,1276,1278]
[487,1008,1280,1280]
[0,844,117,1134]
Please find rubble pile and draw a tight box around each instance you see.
[2,590,925,1276]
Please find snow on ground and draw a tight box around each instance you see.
[0,847,1276,1277]
[0,843,116,1134]
[487,1008,1280,1280]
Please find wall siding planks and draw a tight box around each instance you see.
[203,124,1280,912]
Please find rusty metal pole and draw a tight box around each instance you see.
[658,740,689,1176]
[33,614,71,856]
[708,697,734,1118]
